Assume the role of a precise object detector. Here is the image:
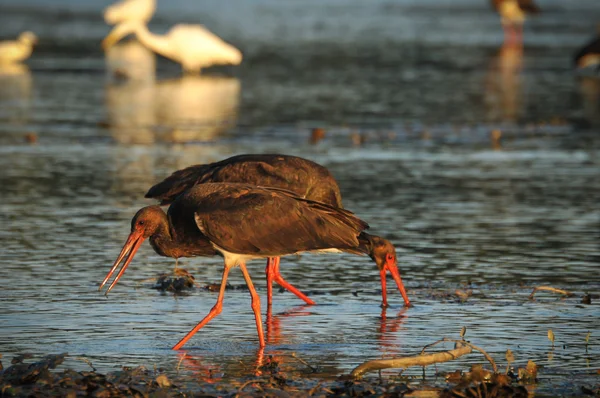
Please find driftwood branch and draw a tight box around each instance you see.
[351,338,497,378]
[529,286,573,300]
[421,338,497,373]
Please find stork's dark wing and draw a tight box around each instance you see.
[190,184,367,256]
[517,0,540,13]
[145,154,343,207]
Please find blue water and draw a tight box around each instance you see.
[0,0,599,395]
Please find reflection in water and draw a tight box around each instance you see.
[484,43,523,124]
[105,75,240,144]
[377,307,407,354]
[0,64,32,127]
[577,76,600,127]
[154,76,240,143]
[266,305,313,345]
[176,351,224,383]
[105,39,155,83]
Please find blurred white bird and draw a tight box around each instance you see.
[491,0,540,45]
[103,0,156,50]
[104,0,156,27]
[0,32,38,65]
[103,23,242,73]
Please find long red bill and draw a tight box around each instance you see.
[386,259,411,307]
[99,231,145,295]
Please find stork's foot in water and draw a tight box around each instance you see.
[172,262,265,350]
[266,257,316,306]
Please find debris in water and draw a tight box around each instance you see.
[581,294,592,304]
[517,360,538,383]
[529,286,573,300]
[351,337,497,378]
[548,329,555,348]
[153,268,196,292]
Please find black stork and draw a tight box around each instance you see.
[145,153,410,308]
[99,182,372,349]
[491,0,540,46]
[574,32,600,71]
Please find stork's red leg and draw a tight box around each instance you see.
[265,257,315,306]
[239,262,265,347]
[379,267,389,308]
[271,257,315,305]
[172,265,231,350]
[265,257,275,306]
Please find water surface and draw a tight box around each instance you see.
[0,0,599,395]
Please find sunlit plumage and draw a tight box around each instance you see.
[104,0,156,27]
[491,0,540,45]
[103,23,242,73]
[0,32,38,65]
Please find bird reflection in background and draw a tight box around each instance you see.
[484,42,524,124]
[0,64,33,130]
[105,75,240,144]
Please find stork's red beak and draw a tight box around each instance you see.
[99,230,145,295]
[379,254,411,307]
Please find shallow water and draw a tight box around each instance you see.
[1,0,599,395]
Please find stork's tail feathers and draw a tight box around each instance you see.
[145,165,211,205]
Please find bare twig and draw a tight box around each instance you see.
[291,352,318,372]
[351,338,497,378]
[176,353,186,373]
[237,380,267,393]
[74,356,96,371]
[420,339,497,373]
[351,344,471,378]
[529,286,573,300]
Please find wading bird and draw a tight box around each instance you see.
[574,32,600,72]
[102,22,242,73]
[145,154,410,308]
[0,32,37,65]
[491,0,540,46]
[103,0,156,42]
[99,183,372,349]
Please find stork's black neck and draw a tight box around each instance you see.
[147,211,218,259]
[149,217,179,258]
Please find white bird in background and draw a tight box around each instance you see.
[103,23,242,74]
[491,0,540,46]
[104,0,156,33]
[0,32,38,65]
[105,75,240,144]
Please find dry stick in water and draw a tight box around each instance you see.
[351,338,497,378]
[420,338,497,373]
[529,286,573,300]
